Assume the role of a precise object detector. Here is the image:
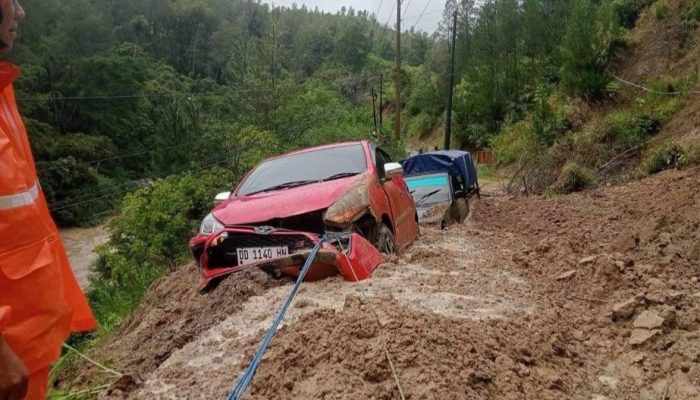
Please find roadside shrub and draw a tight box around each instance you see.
[88,166,238,330]
[655,0,669,19]
[604,110,661,148]
[107,166,237,266]
[455,123,491,150]
[642,141,687,174]
[492,121,540,165]
[408,112,435,138]
[685,0,700,21]
[631,76,693,124]
[559,162,595,193]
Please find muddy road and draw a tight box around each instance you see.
[63,167,700,400]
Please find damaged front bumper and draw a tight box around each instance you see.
[190,227,384,289]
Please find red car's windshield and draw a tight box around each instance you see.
[236,144,367,196]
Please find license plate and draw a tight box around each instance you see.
[237,246,288,266]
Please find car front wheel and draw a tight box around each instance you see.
[376,223,397,255]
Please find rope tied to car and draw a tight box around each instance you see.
[226,237,327,400]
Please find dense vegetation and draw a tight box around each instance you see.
[22,0,697,227]
[17,0,434,226]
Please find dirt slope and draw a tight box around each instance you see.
[615,0,700,148]
[60,166,700,400]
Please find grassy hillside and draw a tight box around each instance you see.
[490,0,700,194]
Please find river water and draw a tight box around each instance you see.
[59,223,110,289]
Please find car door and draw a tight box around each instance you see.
[375,147,417,247]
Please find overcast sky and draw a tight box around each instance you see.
[265,0,447,33]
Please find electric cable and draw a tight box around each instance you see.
[370,0,385,36]
[409,0,435,29]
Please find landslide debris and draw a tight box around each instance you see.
[58,167,700,400]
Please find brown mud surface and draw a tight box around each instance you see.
[61,166,700,399]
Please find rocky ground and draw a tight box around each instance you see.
[61,166,700,400]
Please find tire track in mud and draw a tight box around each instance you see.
[122,227,534,399]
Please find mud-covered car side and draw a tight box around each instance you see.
[405,172,470,229]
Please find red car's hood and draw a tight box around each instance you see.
[213,175,363,225]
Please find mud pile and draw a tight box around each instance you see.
[243,167,700,400]
[59,167,699,399]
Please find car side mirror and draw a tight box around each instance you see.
[384,162,404,179]
[214,191,231,205]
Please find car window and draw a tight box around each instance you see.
[375,149,387,179]
[375,147,394,179]
[236,144,367,196]
[405,174,452,206]
[377,148,392,162]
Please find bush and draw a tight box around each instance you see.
[604,110,661,148]
[642,141,687,174]
[408,112,435,138]
[655,0,669,19]
[492,121,540,165]
[559,162,595,193]
[88,166,238,329]
[685,0,700,21]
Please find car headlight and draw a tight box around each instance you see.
[200,212,225,235]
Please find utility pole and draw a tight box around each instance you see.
[395,0,402,141]
[371,87,378,133]
[444,10,457,150]
[271,17,276,89]
[379,74,383,130]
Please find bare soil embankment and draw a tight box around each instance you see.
[61,166,700,400]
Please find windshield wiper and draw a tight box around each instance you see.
[245,179,319,196]
[414,189,441,206]
[322,172,361,182]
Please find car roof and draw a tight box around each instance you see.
[262,140,368,163]
[405,171,450,179]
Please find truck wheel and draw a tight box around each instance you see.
[376,223,396,255]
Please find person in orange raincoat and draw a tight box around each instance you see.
[0,1,97,399]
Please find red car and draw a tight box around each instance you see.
[189,140,419,289]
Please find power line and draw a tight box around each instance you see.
[17,82,320,102]
[47,86,375,212]
[39,78,378,176]
[48,149,244,212]
[402,0,412,17]
[403,8,442,22]
[609,72,700,95]
[370,0,385,36]
[410,0,435,29]
[384,0,396,27]
[37,136,215,174]
[44,74,382,214]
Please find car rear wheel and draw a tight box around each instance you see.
[376,223,396,255]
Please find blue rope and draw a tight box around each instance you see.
[226,237,328,400]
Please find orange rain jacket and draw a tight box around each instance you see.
[0,61,96,374]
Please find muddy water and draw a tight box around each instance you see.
[59,223,109,289]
